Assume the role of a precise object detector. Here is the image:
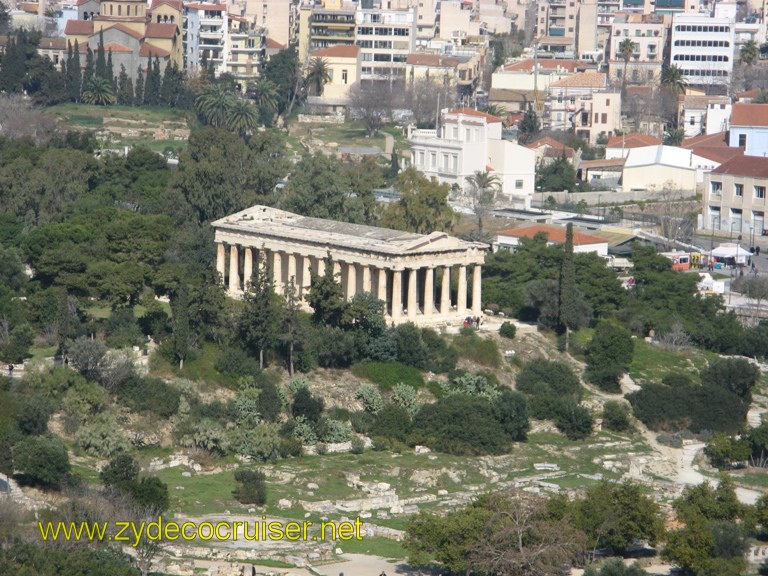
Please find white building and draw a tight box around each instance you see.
[607,13,668,86]
[678,95,731,138]
[495,224,609,256]
[670,13,735,87]
[355,1,416,82]
[409,108,536,207]
[728,103,768,157]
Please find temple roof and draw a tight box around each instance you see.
[212,205,487,257]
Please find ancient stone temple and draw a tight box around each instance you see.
[212,205,487,324]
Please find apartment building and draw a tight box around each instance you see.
[546,72,621,143]
[728,104,768,157]
[355,0,416,82]
[704,156,768,235]
[409,108,536,205]
[242,0,297,47]
[607,13,668,85]
[298,1,356,62]
[184,3,265,78]
[678,95,731,137]
[670,13,735,87]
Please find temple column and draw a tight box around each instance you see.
[286,253,297,294]
[423,267,434,316]
[243,247,253,291]
[216,242,226,284]
[377,268,387,302]
[362,265,372,293]
[440,266,451,315]
[315,257,326,278]
[407,267,418,320]
[457,265,467,316]
[301,256,312,299]
[333,260,341,280]
[272,251,283,294]
[472,265,482,316]
[228,244,240,293]
[392,270,402,321]
[345,262,357,300]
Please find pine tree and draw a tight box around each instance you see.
[95,30,106,80]
[558,223,578,351]
[69,40,82,102]
[281,277,301,377]
[106,49,114,89]
[171,286,190,369]
[134,67,144,105]
[83,47,94,87]
[116,64,134,106]
[143,54,161,105]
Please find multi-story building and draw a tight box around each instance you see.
[298,1,356,62]
[355,0,416,82]
[704,156,768,235]
[607,13,668,86]
[678,95,731,137]
[308,44,361,104]
[409,108,536,206]
[183,3,265,79]
[670,13,735,88]
[728,103,768,157]
[546,72,621,143]
[242,0,298,47]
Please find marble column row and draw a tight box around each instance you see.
[216,242,482,319]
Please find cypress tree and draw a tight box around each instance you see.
[95,30,106,79]
[116,64,134,106]
[83,46,94,87]
[558,223,578,351]
[106,49,114,89]
[70,40,82,101]
[134,67,144,106]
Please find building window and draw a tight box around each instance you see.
[430,152,436,168]
[756,186,766,199]
[606,98,610,105]
[118,4,121,15]
[710,181,722,195]
[515,180,523,189]
[689,116,695,125]
[342,69,348,84]
[735,184,743,197]
[739,134,747,147]
[601,113,607,123]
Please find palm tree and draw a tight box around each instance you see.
[618,38,635,94]
[195,83,236,128]
[660,64,687,95]
[465,170,501,239]
[82,76,115,106]
[248,77,279,117]
[741,40,759,66]
[485,104,507,117]
[226,98,260,138]
[305,57,331,96]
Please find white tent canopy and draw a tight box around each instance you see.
[709,243,753,261]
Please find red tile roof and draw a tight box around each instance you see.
[737,87,761,100]
[39,37,67,50]
[310,44,359,58]
[579,158,626,169]
[497,224,606,245]
[150,0,182,9]
[710,155,768,178]
[730,103,768,127]
[64,20,94,35]
[692,146,744,164]
[266,37,284,49]
[606,133,661,148]
[145,23,178,38]
[526,136,575,157]
[184,2,224,10]
[103,41,133,53]
[682,131,728,149]
[625,85,653,97]
[503,58,578,73]
[448,107,502,123]
[108,23,145,40]
[140,42,170,57]
[406,53,460,67]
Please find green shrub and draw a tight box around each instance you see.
[421,328,458,373]
[700,357,760,400]
[602,400,632,432]
[14,396,54,436]
[101,453,140,490]
[585,320,634,392]
[392,383,418,416]
[350,436,365,454]
[215,345,260,377]
[75,414,130,458]
[126,476,170,511]
[228,423,283,461]
[316,417,352,443]
[553,400,593,440]
[233,469,267,505]
[516,359,582,400]
[350,361,424,391]
[453,331,501,368]
[117,376,181,418]
[291,388,324,422]
[13,436,70,488]
[371,404,412,443]
[499,322,516,339]
[441,373,500,401]
[350,410,375,434]
[356,383,383,414]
